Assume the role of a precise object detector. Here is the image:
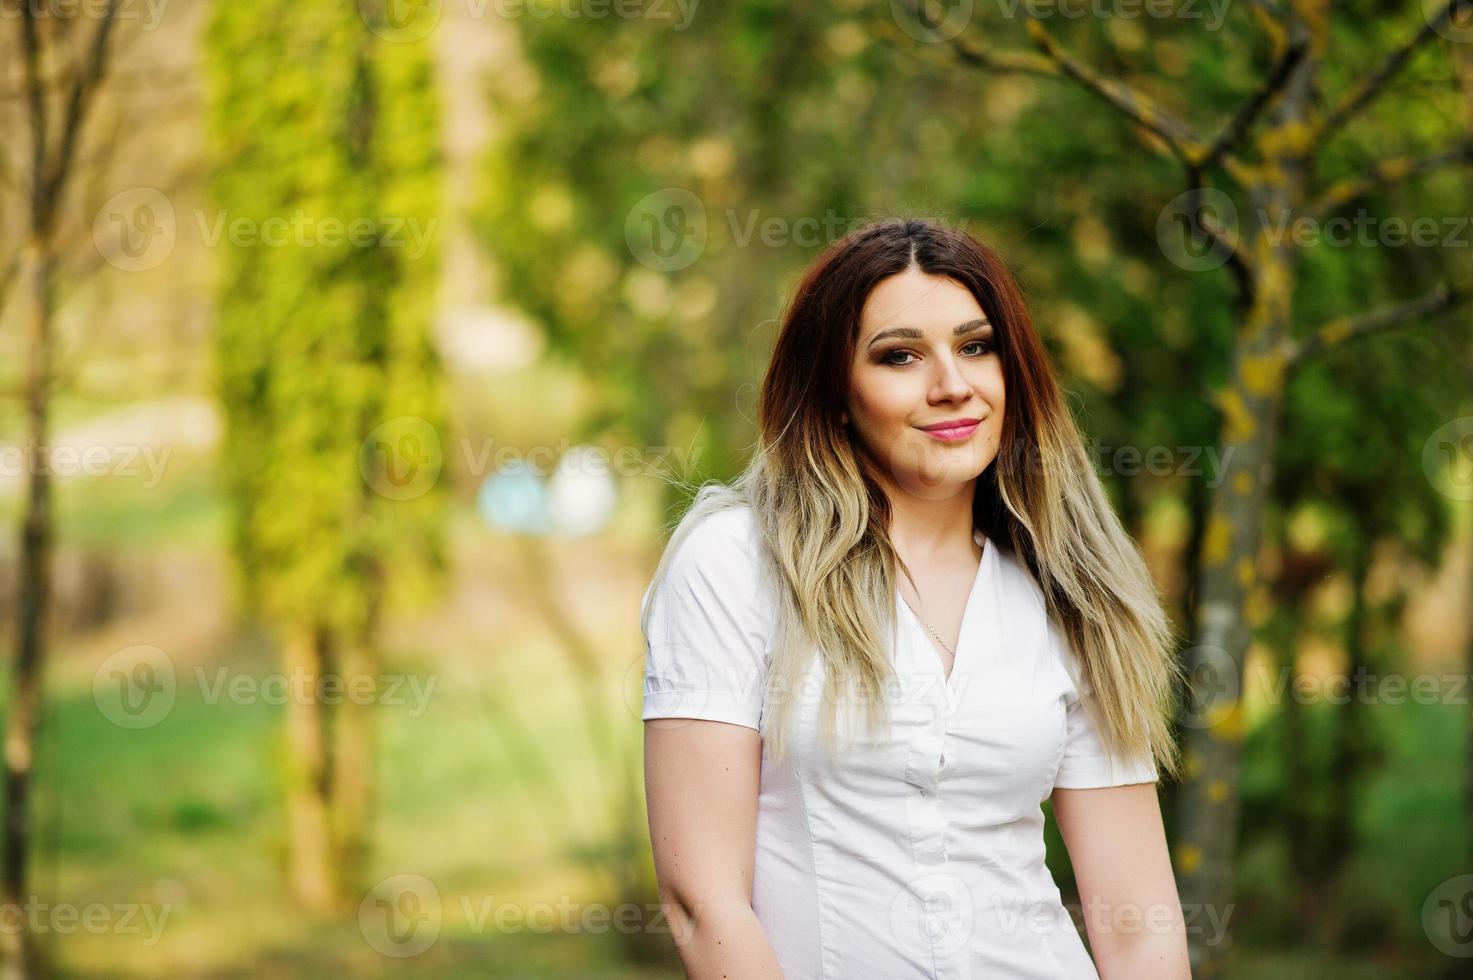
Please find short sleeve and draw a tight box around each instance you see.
[1050,619,1158,789]
[640,508,774,732]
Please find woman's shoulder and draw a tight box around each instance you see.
[641,502,776,649]
[649,503,768,605]
[665,503,760,571]
[681,501,758,544]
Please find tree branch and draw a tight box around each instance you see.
[883,0,1060,76]
[0,252,17,322]
[888,3,1265,305]
[948,33,1060,78]
[1021,18,1208,165]
[0,64,199,103]
[1307,140,1473,219]
[1287,278,1473,368]
[44,0,121,223]
[1185,168,1255,303]
[20,1,49,227]
[0,140,15,192]
[1200,37,1309,170]
[1318,1,1464,144]
[897,3,1278,186]
[1242,0,1290,56]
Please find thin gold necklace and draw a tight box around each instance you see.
[899,592,956,659]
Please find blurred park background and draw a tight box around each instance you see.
[0,0,1471,976]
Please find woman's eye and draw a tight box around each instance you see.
[882,340,992,366]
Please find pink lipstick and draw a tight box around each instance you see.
[917,417,981,442]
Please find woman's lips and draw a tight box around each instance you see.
[919,421,979,442]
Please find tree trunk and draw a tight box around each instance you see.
[1174,317,1291,974]
[283,624,336,913]
[1174,15,1320,970]
[331,631,377,906]
[1,238,55,980]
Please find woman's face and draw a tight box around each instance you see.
[846,267,1006,500]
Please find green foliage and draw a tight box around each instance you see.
[205,3,446,636]
[468,5,1274,507]
[474,2,968,493]
[473,2,1472,557]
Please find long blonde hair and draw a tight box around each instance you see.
[646,218,1183,779]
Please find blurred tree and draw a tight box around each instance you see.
[0,4,121,977]
[1269,317,1462,946]
[205,1,445,913]
[888,2,1473,968]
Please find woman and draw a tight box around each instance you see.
[640,218,1191,979]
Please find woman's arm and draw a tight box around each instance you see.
[644,717,785,979]
[1051,783,1192,980]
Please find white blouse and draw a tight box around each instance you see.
[641,505,1157,980]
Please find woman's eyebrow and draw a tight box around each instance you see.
[865,318,992,350]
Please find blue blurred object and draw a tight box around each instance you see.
[478,460,550,533]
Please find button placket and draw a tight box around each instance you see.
[904,684,950,865]
[899,533,989,974]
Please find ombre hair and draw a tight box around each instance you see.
[645,217,1183,778]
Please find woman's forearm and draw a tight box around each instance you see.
[665,895,786,979]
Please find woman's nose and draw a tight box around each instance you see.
[931,355,971,401]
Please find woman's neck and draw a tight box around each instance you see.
[881,484,980,563]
